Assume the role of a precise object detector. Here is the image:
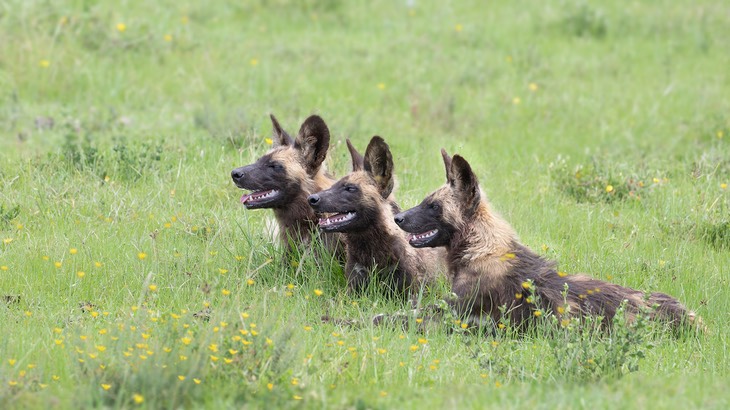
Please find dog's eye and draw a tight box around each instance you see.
[268,163,283,171]
[429,203,440,211]
[345,185,358,193]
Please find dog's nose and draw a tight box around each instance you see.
[308,194,320,206]
[231,168,244,180]
[394,214,405,226]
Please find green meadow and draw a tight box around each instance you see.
[1,0,729,408]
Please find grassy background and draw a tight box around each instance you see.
[1,0,729,408]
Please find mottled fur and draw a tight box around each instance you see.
[231,114,343,258]
[395,150,698,330]
[309,137,440,296]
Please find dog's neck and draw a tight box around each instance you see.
[447,200,518,265]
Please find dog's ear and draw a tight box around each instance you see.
[441,148,452,183]
[346,139,364,172]
[450,155,480,208]
[270,114,294,146]
[364,136,394,198]
[295,115,331,175]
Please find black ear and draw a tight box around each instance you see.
[450,155,480,207]
[270,114,294,146]
[364,136,394,198]
[441,148,452,183]
[295,115,331,175]
[346,139,364,172]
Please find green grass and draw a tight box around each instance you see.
[1,0,729,408]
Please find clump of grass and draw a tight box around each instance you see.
[699,220,730,250]
[55,133,163,181]
[546,302,654,382]
[560,3,607,39]
[550,156,652,204]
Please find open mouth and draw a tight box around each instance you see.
[240,189,280,208]
[407,229,438,247]
[318,212,357,231]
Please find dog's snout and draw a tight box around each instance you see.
[308,194,320,206]
[394,214,405,226]
[231,168,245,181]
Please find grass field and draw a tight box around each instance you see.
[1,0,729,408]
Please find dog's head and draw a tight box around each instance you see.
[231,114,330,209]
[394,149,481,248]
[307,136,394,233]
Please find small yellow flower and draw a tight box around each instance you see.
[178,375,185,381]
[77,271,85,278]
[218,268,228,274]
[497,323,506,329]
[250,58,259,66]
[291,377,299,386]
[717,130,724,139]
[418,338,428,344]
[164,34,173,42]
[132,393,144,404]
[557,306,565,315]
[116,23,126,32]
[222,289,231,296]
[512,97,521,105]
[605,185,614,193]
[39,60,50,68]
[247,278,255,286]
[4,238,16,245]
[454,24,463,32]
[8,359,17,366]
[409,345,419,352]
[94,261,103,268]
[181,337,192,345]
[515,293,523,299]
[557,271,568,277]
[521,281,531,289]
[52,375,60,381]
[303,326,312,331]
[460,323,468,329]
[377,83,386,90]
[208,344,218,352]
[529,83,538,92]
[267,382,274,390]
[148,284,158,292]
[533,310,543,317]
[377,348,387,354]
[101,383,111,391]
[181,15,189,24]
[1,265,8,271]
[293,395,302,400]
[415,318,423,324]
[210,355,219,362]
[313,289,323,296]
[70,248,78,255]
[500,253,516,261]
[194,378,201,384]
[721,183,727,190]
[137,252,147,260]
[264,138,273,145]
[380,391,388,397]
[96,345,106,352]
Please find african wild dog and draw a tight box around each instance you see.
[231,114,343,258]
[307,136,439,296]
[394,149,699,330]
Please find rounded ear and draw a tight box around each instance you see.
[450,155,480,208]
[364,136,394,198]
[294,115,331,175]
[441,148,452,183]
[346,139,364,172]
[269,114,294,146]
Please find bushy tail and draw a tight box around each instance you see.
[648,292,705,333]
